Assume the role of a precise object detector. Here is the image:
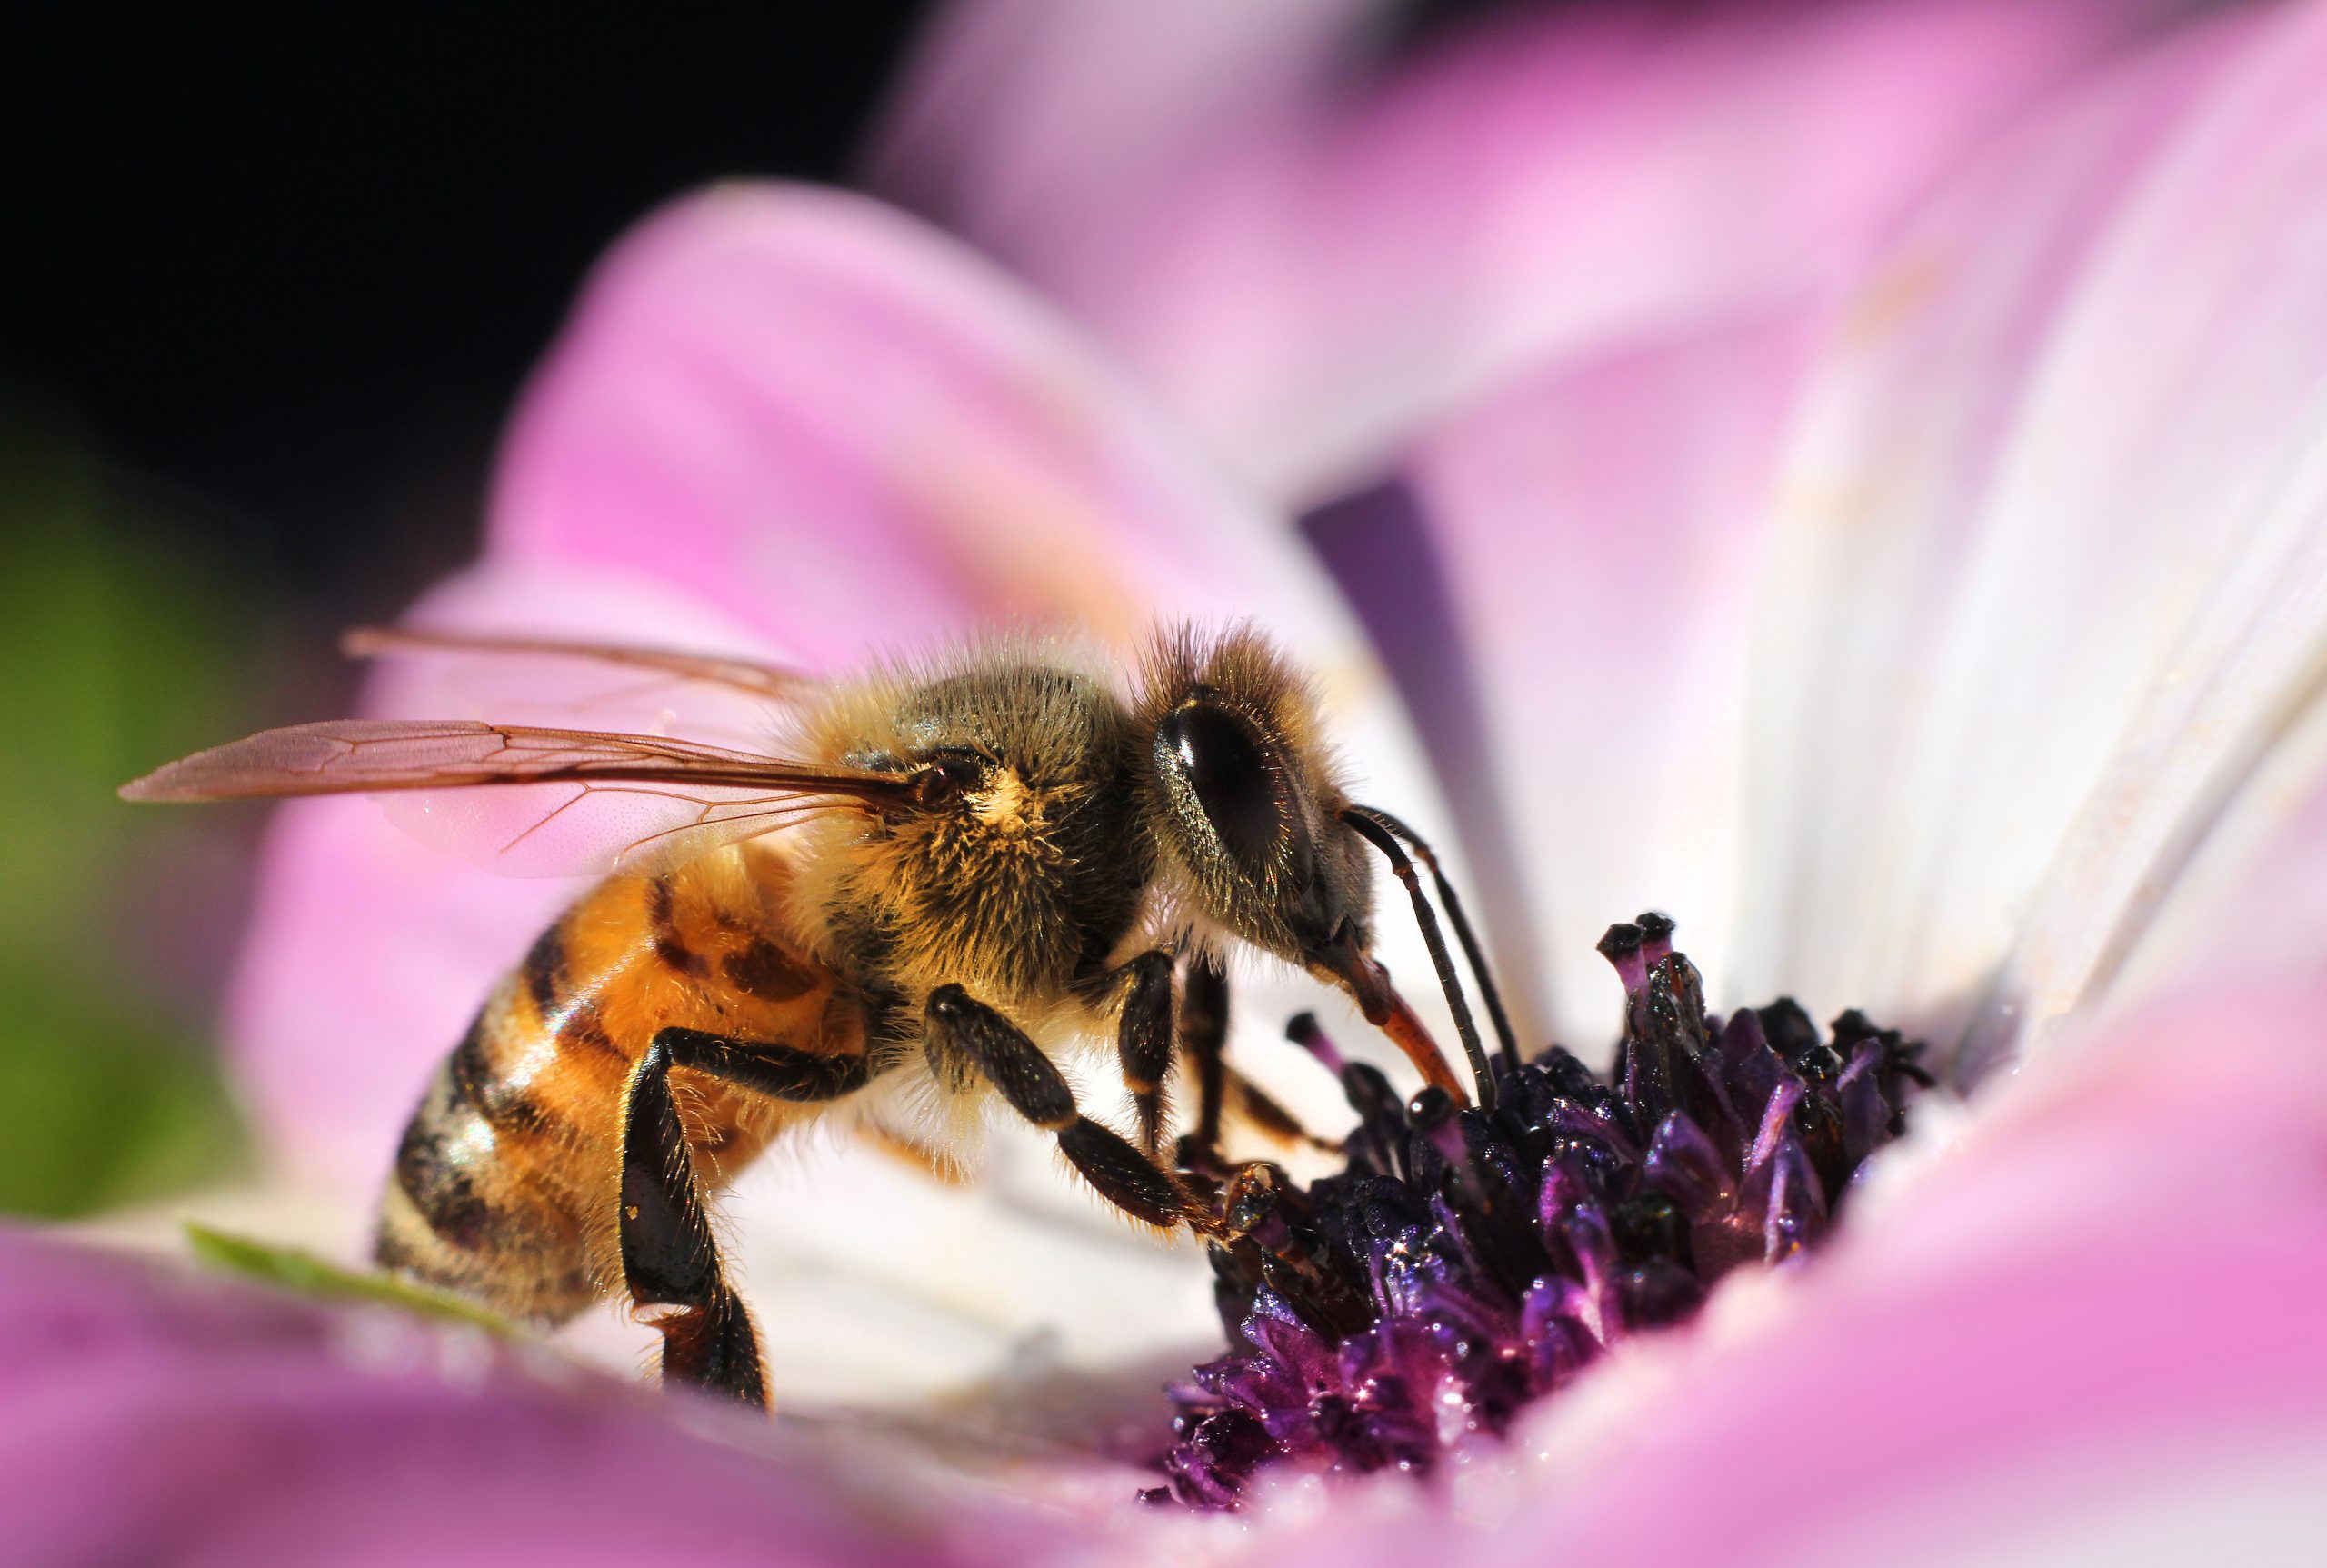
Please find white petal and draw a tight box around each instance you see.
[1396,315,1818,1044]
[1734,7,2327,1069]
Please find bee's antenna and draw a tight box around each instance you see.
[1343,805,1520,1074]
[1342,807,1497,1110]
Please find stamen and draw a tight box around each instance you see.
[1635,910,1674,966]
[1595,921,1648,995]
[1284,1013,1348,1074]
[1149,916,1926,1510]
[1342,806,1497,1108]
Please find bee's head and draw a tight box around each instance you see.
[1134,626,1393,1012]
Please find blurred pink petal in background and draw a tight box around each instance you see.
[874,0,2152,504]
[490,185,1327,659]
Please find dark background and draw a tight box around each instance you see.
[4,6,929,611]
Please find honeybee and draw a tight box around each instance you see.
[124,624,1493,1407]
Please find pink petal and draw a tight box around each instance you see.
[880,0,2145,503]
[0,1227,1065,1567]
[489,182,1358,659]
[1732,3,2327,1072]
[874,0,1372,248]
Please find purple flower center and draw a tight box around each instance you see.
[1147,914,1931,1510]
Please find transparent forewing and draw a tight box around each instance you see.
[375,781,837,879]
[121,720,909,878]
[345,625,814,758]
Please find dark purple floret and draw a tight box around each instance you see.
[1146,916,1929,1510]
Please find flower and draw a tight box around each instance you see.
[1154,918,1933,1507]
[35,0,2327,1562]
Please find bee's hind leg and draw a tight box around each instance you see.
[924,985,1204,1232]
[618,1028,871,1408]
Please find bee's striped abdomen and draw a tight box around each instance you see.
[374,965,608,1323]
[374,847,863,1325]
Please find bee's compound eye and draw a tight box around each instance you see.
[1157,699,1280,870]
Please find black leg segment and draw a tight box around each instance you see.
[617,1029,873,1408]
[1058,1118,1195,1227]
[1176,954,1231,1166]
[924,984,1198,1230]
[647,1026,873,1103]
[923,988,1076,1127]
[1115,949,1176,1154]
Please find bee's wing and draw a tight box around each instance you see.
[121,720,914,879]
[342,625,814,757]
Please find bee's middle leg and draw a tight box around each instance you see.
[1114,949,1176,1156]
[924,985,1201,1231]
[1173,954,1231,1169]
[618,1028,870,1408]
[1166,961,1341,1168]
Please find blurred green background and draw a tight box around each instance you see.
[0,425,257,1215]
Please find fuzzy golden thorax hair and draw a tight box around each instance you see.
[784,625,1381,1019]
[790,647,1153,1005]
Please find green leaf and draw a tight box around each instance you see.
[184,1222,526,1338]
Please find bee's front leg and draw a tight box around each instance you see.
[923,985,1203,1232]
[617,1028,872,1408]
